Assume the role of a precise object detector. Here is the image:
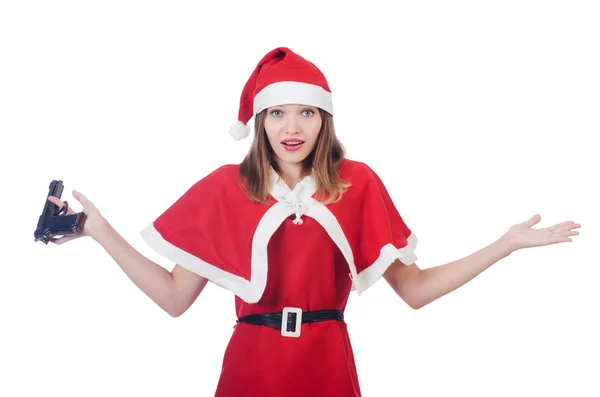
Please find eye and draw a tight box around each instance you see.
[302,109,315,116]
[270,109,282,117]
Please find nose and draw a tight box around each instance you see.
[284,112,301,135]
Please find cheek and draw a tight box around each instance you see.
[306,120,322,141]
[264,118,282,137]
[265,130,280,148]
[263,122,276,142]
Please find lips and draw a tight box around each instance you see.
[281,139,305,145]
[281,139,305,151]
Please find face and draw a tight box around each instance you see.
[264,104,322,169]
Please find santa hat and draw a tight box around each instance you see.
[229,47,334,140]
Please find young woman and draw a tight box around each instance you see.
[47,47,581,396]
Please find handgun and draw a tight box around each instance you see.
[34,180,86,244]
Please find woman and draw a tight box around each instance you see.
[47,47,581,396]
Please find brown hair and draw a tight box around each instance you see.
[238,108,350,205]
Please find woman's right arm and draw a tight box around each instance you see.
[93,220,209,317]
[47,190,209,317]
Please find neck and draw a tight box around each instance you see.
[274,160,306,190]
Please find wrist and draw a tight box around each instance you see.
[497,233,518,256]
[90,217,114,244]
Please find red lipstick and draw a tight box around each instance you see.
[281,138,305,151]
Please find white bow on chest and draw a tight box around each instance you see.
[269,168,317,226]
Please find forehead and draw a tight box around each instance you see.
[267,104,318,110]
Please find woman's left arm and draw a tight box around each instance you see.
[383,214,581,310]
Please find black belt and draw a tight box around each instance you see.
[236,308,344,337]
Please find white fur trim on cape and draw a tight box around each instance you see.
[140,167,417,303]
[350,233,418,293]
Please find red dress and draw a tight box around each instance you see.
[141,159,418,396]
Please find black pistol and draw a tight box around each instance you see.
[34,180,86,244]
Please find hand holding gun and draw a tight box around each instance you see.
[34,181,107,245]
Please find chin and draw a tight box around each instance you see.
[275,150,309,164]
[282,154,308,164]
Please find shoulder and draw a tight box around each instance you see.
[336,158,399,205]
[185,163,241,195]
[212,163,240,180]
[197,163,240,183]
[338,158,379,184]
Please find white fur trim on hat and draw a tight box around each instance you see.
[253,81,334,115]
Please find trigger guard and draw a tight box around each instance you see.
[60,201,69,215]
[55,201,69,216]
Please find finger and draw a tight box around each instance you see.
[524,214,541,228]
[73,189,94,208]
[50,235,79,245]
[559,230,579,238]
[549,221,581,233]
[548,221,571,231]
[47,197,76,215]
[547,234,572,244]
[50,235,65,244]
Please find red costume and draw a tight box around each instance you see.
[140,47,418,396]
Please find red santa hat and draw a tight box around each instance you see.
[229,47,334,140]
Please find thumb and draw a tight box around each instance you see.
[72,189,90,206]
[523,214,541,228]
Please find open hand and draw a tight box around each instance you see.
[46,190,108,244]
[503,214,581,252]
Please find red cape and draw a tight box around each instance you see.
[140,159,418,303]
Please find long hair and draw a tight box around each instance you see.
[238,108,350,205]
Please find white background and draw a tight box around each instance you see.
[2,1,598,396]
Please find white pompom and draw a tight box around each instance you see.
[229,121,250,140]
